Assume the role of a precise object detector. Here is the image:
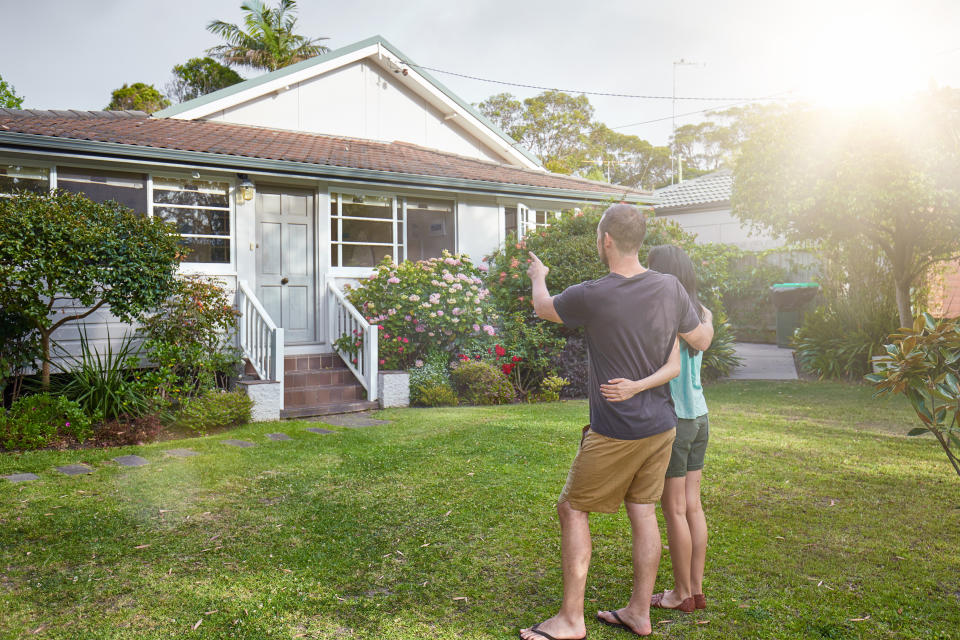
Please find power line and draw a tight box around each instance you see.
[402,61,777,102]
[612,91,794,130]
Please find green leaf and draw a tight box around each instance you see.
[907,427,929,436]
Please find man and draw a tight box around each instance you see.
[520,204,713,640]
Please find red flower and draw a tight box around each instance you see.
[511,356,521,363]
[502,363,514,375]
[495,344,506,357]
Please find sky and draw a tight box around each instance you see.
[2,0,960,146]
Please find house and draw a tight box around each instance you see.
[0,35,651,418]
[653,169,782,250]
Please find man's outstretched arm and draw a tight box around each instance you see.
[527,252,563,324]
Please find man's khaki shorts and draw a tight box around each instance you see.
[558,426,676,513]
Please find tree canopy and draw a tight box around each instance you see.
[167,57,244,103]
[0,73,24,109]
[206,0,328,72]
[106,83,171,113]
[0,190,182,387]
[732,90,960,326]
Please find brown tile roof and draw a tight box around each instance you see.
[0,109,649,200]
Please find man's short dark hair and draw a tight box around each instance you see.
[598,204,647,255]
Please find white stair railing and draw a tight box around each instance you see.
[236,280,284,408]
[327,281,378,402]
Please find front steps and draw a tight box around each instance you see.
[279,353,378,419]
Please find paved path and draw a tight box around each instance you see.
[728,342,798,381]
[3,412,391,484]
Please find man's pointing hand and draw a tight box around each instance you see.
[527,251,549,280]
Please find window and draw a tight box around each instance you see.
[153,177,231,264]
[504,206,518,238]
[405,199,455,261]
[506,204,558,241]
[58,168,147,213]
[0,164,49,195]
[330,192,398,267]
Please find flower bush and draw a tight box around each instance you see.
[343,251,499,369]
[449,360,515,405]
[0,393,92,450]
[409,352,458,407]
[171,389,253,433]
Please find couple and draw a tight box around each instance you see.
[520,204,713,640]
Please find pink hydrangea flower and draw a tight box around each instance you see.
[473,323,481,332]
[387,277,400,284]
[415,359,424,367]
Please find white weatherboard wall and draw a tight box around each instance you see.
[457,200,503,262]
[659,207,783,251]
[206,60,502,164]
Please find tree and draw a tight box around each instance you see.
[587,124,672,190]
[479,90,595,174]
[167,57,244,103]
[206,0,329,72]
[0,190,181,388]
[732,91,960,326]
[106,83,171,113]
[0,73,24,108]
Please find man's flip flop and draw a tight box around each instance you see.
[596,610,644,636]
[518,623,586,640]
[650,592,695,612]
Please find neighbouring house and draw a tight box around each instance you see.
[653,169,782,251]
[0,35,650,418]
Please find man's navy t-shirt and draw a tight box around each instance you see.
[553,270,701,440]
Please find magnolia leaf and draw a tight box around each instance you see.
[907,427,929,436]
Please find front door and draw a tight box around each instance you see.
[255,187,316,344]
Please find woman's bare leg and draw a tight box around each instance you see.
[685,470,707,596]
[658,476,691,606]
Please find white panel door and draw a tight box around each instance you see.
[255,187,316,344]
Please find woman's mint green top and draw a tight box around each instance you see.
[670,346,708,419]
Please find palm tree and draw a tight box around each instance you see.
[206,0,329,72]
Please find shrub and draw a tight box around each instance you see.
[54,329,155,421]
[532,375,570,403]
[342,251,498,369]
[139,276,242,401]
[171,389,252,433]
[409,352,458,407]
[449,360,515,405]
[700,311,743,382]
[0,393,92,450]
[0,308,40,404]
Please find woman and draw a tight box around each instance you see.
[647,244,712,613]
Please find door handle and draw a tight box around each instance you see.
[281,277,289,285]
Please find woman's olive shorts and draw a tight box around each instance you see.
[665,413,709,478]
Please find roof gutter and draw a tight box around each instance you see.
[0,132,655,205]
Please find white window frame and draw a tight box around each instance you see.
[148,171,237,274]
[0,158,55,196]
[329,187,400,276]
[402,196,458,261]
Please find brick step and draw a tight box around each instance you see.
[285,368,357,389]
[285,353,346,373]
[285,383,370,407]
[281,400,379,419]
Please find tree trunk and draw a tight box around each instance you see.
[895,280,913,328]
[41,330,51,390]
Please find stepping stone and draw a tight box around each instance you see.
[164,449,199,458]
[305,427,334,435]
[222,439,256,448]
[319,413,392,428]
[113,455,149,467]
[266,433,292,441]
[55,463,94,476]
[3,473,40,483]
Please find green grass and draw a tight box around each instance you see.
[0,381,957,639]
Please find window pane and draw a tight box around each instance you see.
[153,187,228,208]
[406,199,454,261]
[0,165,49,195]
[58,168,147,214]
[341,194,392,219]
[155,206,230,235]
[339,218,394,244]
[179,237,230,263]
[504,206,517,237]
[536,210,547,225]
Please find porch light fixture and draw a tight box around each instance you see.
[237,174,255,202]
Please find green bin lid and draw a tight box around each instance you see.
[771,283,819,288]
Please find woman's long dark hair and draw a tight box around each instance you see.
[648,245,704,355]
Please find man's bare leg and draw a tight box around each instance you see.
[519,501,590,640]
[596,502,659,636]
[656,476,692,606]
[685,470,707,597]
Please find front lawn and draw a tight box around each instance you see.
[1,381,957,639]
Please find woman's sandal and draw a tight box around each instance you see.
[694,593,706,610]
[650,592,695,613]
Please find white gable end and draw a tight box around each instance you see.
[204,59,503,164]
